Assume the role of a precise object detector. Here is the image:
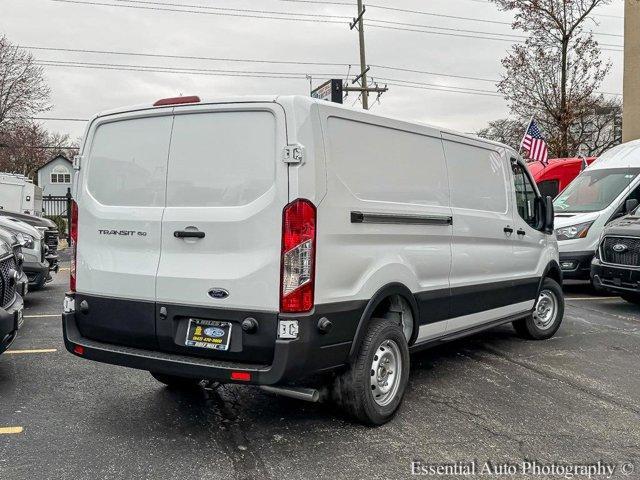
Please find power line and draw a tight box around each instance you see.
[50,0,345,23]
[373,77,501,96]
[34,59,621,98]
[278,0,624,24]
[49,0,624,48]
[112,0,350,19]
[22,45,500,83]
[35,59,344,78]
[368,19,524,40]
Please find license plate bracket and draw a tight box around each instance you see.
[185,318,232,351]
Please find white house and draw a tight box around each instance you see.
[36,155,73,197]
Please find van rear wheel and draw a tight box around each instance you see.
[333,318,409,426]
[513,278,564,340]
[150,372,202,390]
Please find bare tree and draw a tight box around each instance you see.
[479,96,621,157]
[0,123,78,177]
[0,36,51,130]
[489,0,614,157]
[477,118,527,150]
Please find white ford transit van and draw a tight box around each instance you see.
[554,140,640,285]
[63,95,563,425]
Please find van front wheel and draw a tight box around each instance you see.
[334,318,410,425]
[150,372,202,390]
[513,278,564,340]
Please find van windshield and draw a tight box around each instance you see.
[554,168,640,213]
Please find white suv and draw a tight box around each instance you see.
[63,95,564,425]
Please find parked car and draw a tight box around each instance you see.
[591,207,640,303]
[0,228,29,298]
[0,211,59,273]
[0,235,25,355]
[0,217,49,290]
[554,140,640,287]
[527,157,597,199]
[63,95,564,425]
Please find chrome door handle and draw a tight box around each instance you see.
[174,230,205,239]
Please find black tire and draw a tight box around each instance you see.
[150,372,202,390]
[513,278,564,340]
[333,318,410,426]
[620,292,640,305]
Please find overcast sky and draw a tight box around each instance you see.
[0,0,626,141]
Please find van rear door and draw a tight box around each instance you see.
[75,112,173,347]
[154,104,288,358]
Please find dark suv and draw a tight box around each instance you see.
[591,211,640,304]
[0,236,25,354]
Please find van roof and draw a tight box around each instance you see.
[587,139,640,171]
[92,94,512,153]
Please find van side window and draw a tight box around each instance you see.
[327,118,449,206]
[512,163,538,227]
[443,141,507,213]
[537,179,559,199]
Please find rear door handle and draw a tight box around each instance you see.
[174,230,205,239]
[503,226,514,234]
[517,229,526,236]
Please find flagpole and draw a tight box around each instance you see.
[518,115,535,157]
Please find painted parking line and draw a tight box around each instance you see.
[58,267,70,271]
[4,349,57,355]
[0,427,23,435]
[24,314,60,318]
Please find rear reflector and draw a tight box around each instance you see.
[153,95,201,107]
[73,345,84,355]
[230,371,251,382]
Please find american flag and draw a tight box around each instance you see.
[521,119,549,165]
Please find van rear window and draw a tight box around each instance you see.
[166,111,276,207]
[87,116,173,207]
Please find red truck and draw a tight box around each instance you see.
[527,157,597,198]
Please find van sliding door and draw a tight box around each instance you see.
[442,135,523,332]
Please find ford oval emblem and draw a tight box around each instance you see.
[208,288,229,299]
[204,327,226,338]
[613,243,628,253]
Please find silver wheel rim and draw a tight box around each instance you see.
[370,339,402,407]
[533,289,558,330]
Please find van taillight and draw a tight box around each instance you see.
[70,200,78,292]
[280,199,316,313]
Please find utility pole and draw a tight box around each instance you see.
[355,0,368,109]
[345,1,387,109]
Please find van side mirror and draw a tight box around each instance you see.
[625,198,638,215]
[544,196,554,234]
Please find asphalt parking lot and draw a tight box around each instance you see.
[0,267,639,479]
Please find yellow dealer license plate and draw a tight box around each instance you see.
[185,319,231,351]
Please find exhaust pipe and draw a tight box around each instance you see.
[259,385,320,403]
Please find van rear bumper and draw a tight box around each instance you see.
[62,304,357,385]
